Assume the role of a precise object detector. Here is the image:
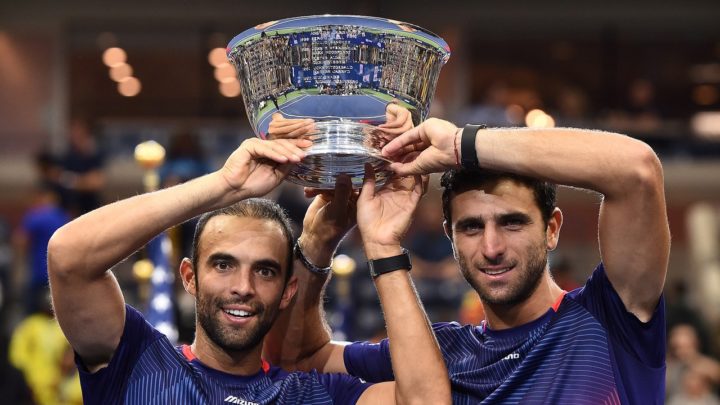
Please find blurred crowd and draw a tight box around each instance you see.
[0,82,719,403]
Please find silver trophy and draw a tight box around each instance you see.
[228,15,450,188]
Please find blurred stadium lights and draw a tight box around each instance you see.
[525,109,556,128]
[692,85,720,106]
[102,47,126,67]
[118,76,142,97]
[218,80,241,98]
[109,62,133,82]
[691,112,720,138]
[213,62,236,82]
[208,47,227,67]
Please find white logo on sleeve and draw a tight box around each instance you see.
[503,353,520,360]
[224,395,259,405]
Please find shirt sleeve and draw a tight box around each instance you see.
[343,339,395,383]
[567,263,666,368]
[315,371,372,404]
[74,304,164,403]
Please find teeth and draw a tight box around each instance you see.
[225,309,252,317]
[484,268,510,275]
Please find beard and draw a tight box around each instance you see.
[458,240,548,307]
[196,292,280,353]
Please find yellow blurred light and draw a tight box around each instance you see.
[102,47,127,67]
[132,259,153,281]
[219,80,241,97]
[691,111,720,138]
[692,85,719,106]
[208,47,228,67]
[134,140,166,169]
[214,63,237,82]
[332,254,356,276]
[525,109,555,128]
[109,62,133,82]
[118,77,142,97]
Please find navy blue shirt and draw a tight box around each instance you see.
[77,305,370,404]
[345,264,665,404]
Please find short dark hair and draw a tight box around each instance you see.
[191,198,295,282]
[440,168,557,227]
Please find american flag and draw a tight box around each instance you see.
[145,233,179,344]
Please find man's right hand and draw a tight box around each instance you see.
[221,137,312,199]
[298,175,358,267]
[381,117,460,176]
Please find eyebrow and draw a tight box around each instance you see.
[206,253,283,273]
[498,212,533,224]
[454,212,533,229]
[206,252,238,266]
[253,258,283,273]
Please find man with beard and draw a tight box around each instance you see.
[268,118,670,404]
[46,137,450,404]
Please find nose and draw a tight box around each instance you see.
[481,224,506,263]
[229,267,256,300]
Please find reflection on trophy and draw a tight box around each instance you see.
[228,15,450,188]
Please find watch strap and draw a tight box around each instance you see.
[368,248,412,278]
[461,124,485,169]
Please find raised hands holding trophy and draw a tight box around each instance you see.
[227,15,450,189]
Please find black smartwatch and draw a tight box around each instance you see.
[461,124,486,169]
[368,248,412,278]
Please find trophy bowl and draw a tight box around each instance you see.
[227,15,450,188]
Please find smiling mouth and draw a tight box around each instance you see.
[223,309,254,318]
[480,266,513,276]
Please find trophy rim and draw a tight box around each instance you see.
[227,14,451,59]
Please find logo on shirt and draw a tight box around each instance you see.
[224,395,259,405]
[503,353,520,360]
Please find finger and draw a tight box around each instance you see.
[304,187,324,198]
[388,160,422,177]
[251,139,308,163]
[382,126,424,157]
[288,122,316,138]
[269,120,315,139]
[329,174,354,217]
[267,139,310,162]
[242,139,290,163]
[359,163,377,202]
[271,118,314,130]
[420,174,430,196]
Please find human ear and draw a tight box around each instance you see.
[279,276,298,310]
[179,258,197,297]
[546,208,563,251]
[443,220,459,260]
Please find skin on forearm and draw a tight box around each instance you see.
[49,172,239,279]
[373,266,450,404]
[263,255,334,370]
[475,127,656,197]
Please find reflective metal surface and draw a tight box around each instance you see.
[228,15,450,188]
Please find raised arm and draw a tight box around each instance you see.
[263,175,357,373]
[384,119,670,321]
[47,138,310,371]
[354,166,449,404]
